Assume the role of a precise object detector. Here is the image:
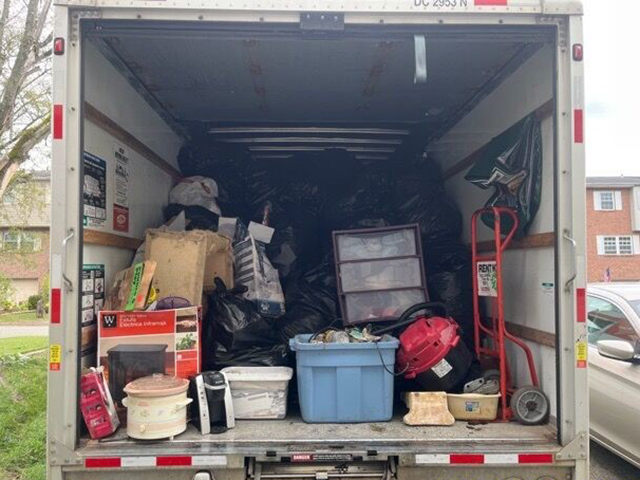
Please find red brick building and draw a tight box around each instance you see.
[587,176,640,283]
[0,171,51,303]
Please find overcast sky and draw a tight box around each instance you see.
[584,0,639,176]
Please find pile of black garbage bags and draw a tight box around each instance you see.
[176,140,474,369]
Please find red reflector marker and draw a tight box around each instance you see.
[450,454,484,464]
[54,37,65,55]
[50,288,61,324]
[156,456,192,467]
[574,109,584,143]
[519,453,554,464]
[573,43,583,61]
[576,288,586,323]
[85,457,122,469]
[53,104,63,140]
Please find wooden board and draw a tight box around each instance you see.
[83,230,143,250]
[505,321,556,348]
[474,232,555,253]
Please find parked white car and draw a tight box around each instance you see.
[587,284,640,468]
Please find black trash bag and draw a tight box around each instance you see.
[202,279,287,369]
[247,196,323,286]
[277,259,339,342]
[427,270,474,350]
[211,342,290,369]
[321,168,396,232]
[165,203,219,231]
[424,242,471,275]
[396,188,462,246]
[309,149,360,191]
[464,114,543,238]
[177,141,252,219]
[394,154,444,189]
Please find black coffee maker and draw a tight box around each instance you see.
[189,371,235,434]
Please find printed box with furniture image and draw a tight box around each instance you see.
[97,306,201,406]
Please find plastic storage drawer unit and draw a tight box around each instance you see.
[289,334,399,423]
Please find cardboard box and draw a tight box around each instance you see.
[98,306,201,388]
[103,261,156,311]
[145,230,207,305]
[203,231,234,292]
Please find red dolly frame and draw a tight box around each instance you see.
[471,207,541,422]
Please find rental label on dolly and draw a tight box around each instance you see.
[477,261,498,297]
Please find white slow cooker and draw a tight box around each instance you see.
[122,374,192,440]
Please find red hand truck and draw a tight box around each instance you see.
[471,207,550,425]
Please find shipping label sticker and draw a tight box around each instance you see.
[49,344,62,371]
[477,261,498,297]
[576,341,588,368]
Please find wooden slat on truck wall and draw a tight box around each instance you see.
[474,232,555,253]
[83,230,143,250]
[84,102,182,182]
[442,99,555,180]
[505,321,557,348]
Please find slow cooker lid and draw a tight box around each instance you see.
[124,373,188,397]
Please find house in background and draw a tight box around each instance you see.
[587,176,640,282]
[0,171,51,304]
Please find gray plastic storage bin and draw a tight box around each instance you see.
[289,334,399,423]
[333,225,429,325]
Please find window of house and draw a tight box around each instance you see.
[597,235,637,255]
[587,296,639,346]
[618,236,633,255]
[594,190,622,211]
[2,232,19,251]
[1,231,42,253]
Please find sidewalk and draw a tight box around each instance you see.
[0,325,49,339]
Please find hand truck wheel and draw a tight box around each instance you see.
[510,386,550,426]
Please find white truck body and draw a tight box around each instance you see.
[48,1,588,479]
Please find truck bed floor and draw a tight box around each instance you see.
[79,412,559,458]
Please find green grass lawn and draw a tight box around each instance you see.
[0,337,49,356]
[0,340,48,480]
[0,311,49,324]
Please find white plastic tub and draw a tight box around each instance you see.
[221,367,293,420]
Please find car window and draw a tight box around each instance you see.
[587,295,640,345]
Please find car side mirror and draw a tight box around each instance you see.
[597,340,636,362]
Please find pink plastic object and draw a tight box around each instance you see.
[80,369,119,439]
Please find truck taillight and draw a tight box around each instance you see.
[573,43,583,61]
[54,37,65,55]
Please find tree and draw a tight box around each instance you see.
[0,0,52,199]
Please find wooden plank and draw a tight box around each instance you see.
[475,232,555,253]
[442,99,555,181]
[83,230,143,250]
[505,321,556,348]
[84,102,182,181]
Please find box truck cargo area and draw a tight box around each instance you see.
[47,7,588,479]
[79,19,557,446]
